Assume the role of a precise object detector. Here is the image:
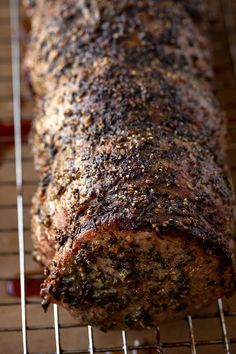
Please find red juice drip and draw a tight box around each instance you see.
[6,277,43,297]
[0,120,31,160]
[0,120,31,141]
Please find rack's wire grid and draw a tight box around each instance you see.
[0,0,236,353]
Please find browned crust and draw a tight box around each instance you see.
[24,0,236,329]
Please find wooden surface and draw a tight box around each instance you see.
[0,0,236,353]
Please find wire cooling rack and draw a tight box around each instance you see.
[0,0,236,353]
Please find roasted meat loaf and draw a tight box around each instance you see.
[24,0,236,330]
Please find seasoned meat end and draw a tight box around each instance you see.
[40,230,235,330]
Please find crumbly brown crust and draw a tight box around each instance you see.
[25,0,235,330]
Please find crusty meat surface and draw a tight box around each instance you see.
[24,0,236,330]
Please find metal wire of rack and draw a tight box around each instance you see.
[0,0,236,353]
